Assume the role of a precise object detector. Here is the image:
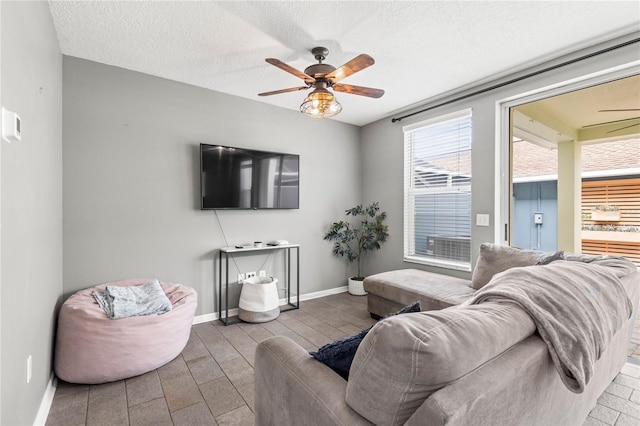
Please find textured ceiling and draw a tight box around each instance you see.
[48,1,640,126]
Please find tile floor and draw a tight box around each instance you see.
[46,292,640,425]
[45,292,376,425]
[626,312,640,363]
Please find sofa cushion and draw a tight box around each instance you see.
[345,302,536,426]
[471,243,563,289]
[364,269,474,311]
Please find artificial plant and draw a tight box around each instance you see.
[323,202,389,280]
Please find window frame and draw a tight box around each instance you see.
[403,108,473,272]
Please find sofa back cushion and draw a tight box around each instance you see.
[471,243,563,289]
[345,302,536,426]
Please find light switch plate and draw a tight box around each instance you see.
[2,107,21,143]
[476,214,490,227]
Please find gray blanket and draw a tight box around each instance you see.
[93,279,172,319]
[467,258,634,393]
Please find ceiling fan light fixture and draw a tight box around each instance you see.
[262,47,382,118]
[300,87,342,118]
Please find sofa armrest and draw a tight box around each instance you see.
[255,335,373,426]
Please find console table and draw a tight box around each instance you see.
[218,244,300,325]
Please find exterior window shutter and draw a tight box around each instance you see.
[403,109,472,270]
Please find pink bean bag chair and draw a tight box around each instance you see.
[54,279,197,384]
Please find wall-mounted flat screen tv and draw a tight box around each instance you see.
[200,143,300,210]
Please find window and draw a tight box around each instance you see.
[403,109,472,270]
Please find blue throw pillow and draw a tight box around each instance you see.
[310,301,422,380]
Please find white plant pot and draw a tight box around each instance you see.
[591,211,620,221]
[348,277,367,296]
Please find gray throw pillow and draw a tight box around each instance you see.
[536,250,565,265]
[471,243,564,290]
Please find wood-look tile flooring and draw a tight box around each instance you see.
[46,292,640,425]
[45,292,376,425]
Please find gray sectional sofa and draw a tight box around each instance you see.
[364,268,474,318]
[364,243,566,319]
[255,247,639,425]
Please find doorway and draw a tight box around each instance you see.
[507,73,640,254]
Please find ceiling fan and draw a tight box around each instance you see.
[258,47,384,118]
[583,109,640,134]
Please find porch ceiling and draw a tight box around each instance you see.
[515,74,640,144]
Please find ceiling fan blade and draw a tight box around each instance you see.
[598,109,640,112]
[326,54,375,83]
[333,83,384,98]
[582,117,640,128]
[258,86,309,97]
[606,122,640,134]
[265,58,315,83]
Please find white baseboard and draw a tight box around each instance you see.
[193,308,239,325]
[33,373,57,426]
[193,312,219,324]
[192,285,348,324]
[299,285,348,301]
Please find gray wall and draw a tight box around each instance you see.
[361,34,640,279]
[1,1,63,425]
[63,57,362,315]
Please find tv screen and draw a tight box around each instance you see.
[200,144,300,210]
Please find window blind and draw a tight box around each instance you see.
[403,109,472,270]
